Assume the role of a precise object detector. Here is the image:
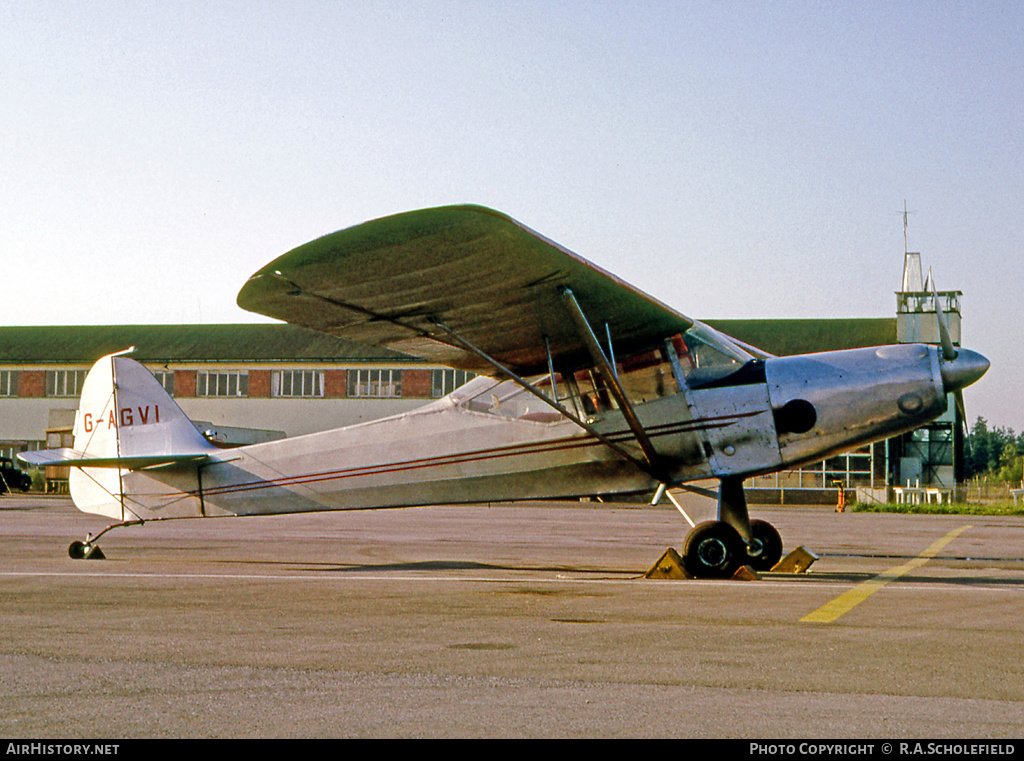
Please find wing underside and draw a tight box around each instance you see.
[236,205,693,376]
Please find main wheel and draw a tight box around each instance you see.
[682,520,745,578]
[746,519,783,571]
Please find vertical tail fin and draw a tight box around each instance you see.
[72,350,212,462]
[70,350,215,519]
[18,350,216,520]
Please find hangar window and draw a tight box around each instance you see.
[348,369,402,398]
[273,370,324,398]
[45,370,86,398]
[152,371,174,397]
[197,371,248,398]
[432,369,474,398]
[0,370,16,397]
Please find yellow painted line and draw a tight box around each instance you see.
[800,525,972,624]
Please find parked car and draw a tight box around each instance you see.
[0,457,32,493]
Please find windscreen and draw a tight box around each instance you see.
[674,323,752,388]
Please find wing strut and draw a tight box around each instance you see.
[559,288,666,481]
[428,318,659,481]
[269,270,437,342]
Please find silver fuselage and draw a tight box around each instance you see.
[97,343,969,522]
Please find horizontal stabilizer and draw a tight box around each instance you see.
[18,448,209,470]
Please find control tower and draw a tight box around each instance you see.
[891,248,965,489]
[896,251,962,347]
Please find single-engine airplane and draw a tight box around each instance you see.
[20,206,989,577]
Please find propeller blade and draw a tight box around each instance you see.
[925,271,988,444]
[955,389,969,439]
[930,273,958,362]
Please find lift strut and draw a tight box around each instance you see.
[559,288,667,482]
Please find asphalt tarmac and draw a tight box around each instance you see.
[2,493,1022,739]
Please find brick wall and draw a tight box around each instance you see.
[248,370,271,398]
[17,371,44,398]
[175,370,197,398]
[402,369,433,398]
[324,370,347,398]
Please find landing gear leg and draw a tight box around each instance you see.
[717,476,752,542]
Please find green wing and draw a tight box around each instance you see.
[237,205,692,376]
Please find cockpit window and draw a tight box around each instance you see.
[673,324,751,388]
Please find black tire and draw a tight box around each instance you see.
[746,519,783,571]
[69,541,88,559]
[682,520,745,578]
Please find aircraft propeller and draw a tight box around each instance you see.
[930,274,988,438]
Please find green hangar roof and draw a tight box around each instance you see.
[0,324,416,364]
[706,318,897,357]
[0,318,898,365]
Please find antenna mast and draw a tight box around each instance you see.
[899,201,923,292]
[900,199,916,255]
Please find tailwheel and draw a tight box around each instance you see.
[745,519,782,571]
[682,520,745,578]
[68,541,105,560]
[66,520,140,560]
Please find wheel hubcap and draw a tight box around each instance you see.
[697,538,729,569]
[747,537,765,559]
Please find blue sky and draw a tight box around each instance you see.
[4,1,1022,429]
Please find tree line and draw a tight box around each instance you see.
[965,417,1024,483]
